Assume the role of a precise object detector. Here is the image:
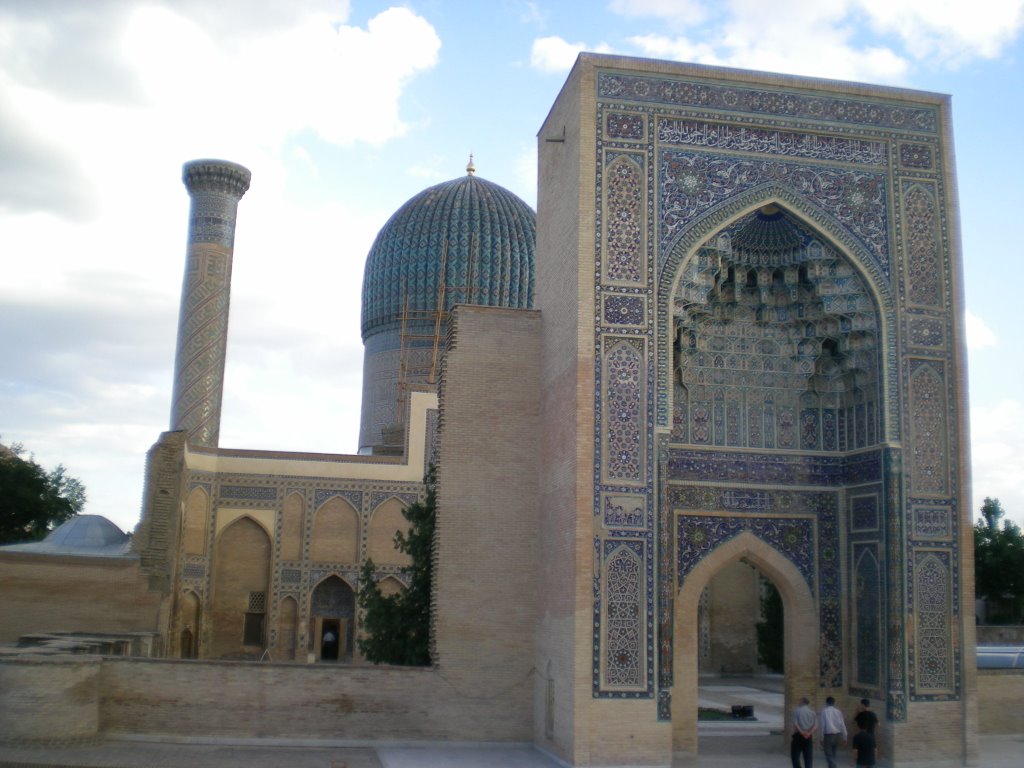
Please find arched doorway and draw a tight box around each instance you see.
[310,575,355,662]
[673,532,818,755]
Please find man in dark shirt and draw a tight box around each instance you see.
[853,698,878,734]
[851,722,878,766]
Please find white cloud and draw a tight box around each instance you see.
[0,4,441,532]
[971,399,1024,526]
[531,36,588,72]
[609,0,710,26]
[530,36,615,73]
[857,0,1024,63]
[966,310,999,349]
[609,0,1024,80]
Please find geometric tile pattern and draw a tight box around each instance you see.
[589,66,962,722]
[171,160,251,448]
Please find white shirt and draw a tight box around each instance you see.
[820,705,848,739]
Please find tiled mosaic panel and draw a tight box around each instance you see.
[660,151,890,277]
[671,212,881,454]
[605,155,645,283]
[675,494,842,687]
[597,72,939,133]
[911,550,955,694]
[853,544,882,689]
[591,69,961,712]
[604,541,645,687]
[908,360,949,495]
[604,338,646,484]
[901,183,943,308]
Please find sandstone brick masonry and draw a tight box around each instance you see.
[436,305,542,743]
[0,656,534,743]
[0,554,161,645]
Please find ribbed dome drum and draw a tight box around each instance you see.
[361,173,536,340]
[357,167,536,453]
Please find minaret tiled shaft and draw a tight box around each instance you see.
[170,159,251,447]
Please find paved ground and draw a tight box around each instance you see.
[2,678,1020,767]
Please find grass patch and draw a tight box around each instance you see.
[697,707,733,721]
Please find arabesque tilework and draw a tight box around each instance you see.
[588,64,965,733]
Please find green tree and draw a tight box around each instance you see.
[974,497,1024,624]
[357,465,435,665]
[0,441,87,544]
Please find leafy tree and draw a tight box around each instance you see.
[756,579,784,672]
[974,497,1024,624]
[0,440,87,544]
[357,465,435,665]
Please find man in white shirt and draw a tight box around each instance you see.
[819,696,848,768]
[791,697,817,768]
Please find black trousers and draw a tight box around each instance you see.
[791,732,813,768]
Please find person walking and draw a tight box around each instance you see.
[819,696,847,768]
[851,720,878,766]
[791,696,817,768]
[853,698,878,734]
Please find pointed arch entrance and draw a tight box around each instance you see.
[660,197,890,757]
[673,532,817,754]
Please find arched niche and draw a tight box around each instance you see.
[311,496,358,564]
[309,575,356,662]
[657,186,895,442]
[210,516,271,659]
[183,486,209,555]
[674,531,818,756]
[368,498,412,567]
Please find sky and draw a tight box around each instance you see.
[1,0,1023,533]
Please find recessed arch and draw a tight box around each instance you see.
[673,530,818,756]
[368,498,412,567]
[311,496,359,563]
[655,183,896,441]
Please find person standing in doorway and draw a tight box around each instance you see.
[819,696,847,768]
[791,696,817,768]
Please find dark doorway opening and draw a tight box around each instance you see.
[321,619,340,661]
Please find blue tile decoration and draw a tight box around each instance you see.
[902,183,943,308]
[370,491,419,510]
[661,151,890,277]
[314,489,363,511]
[659,119,888,165]
[360,174,535,341]
[590,66,963,718]
[909,549,959,698]
[899,142,934,169]
[603,295,646,326]
[219,485,277,501]
[912,504,952,540]
[607,112,645,140]
[606,155,645,283]
[853,544,882,689]
[597,72,939,132]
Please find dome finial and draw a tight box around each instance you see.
[466,153,476,176]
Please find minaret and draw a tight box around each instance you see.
[170,159,251,447]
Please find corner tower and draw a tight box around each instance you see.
[170,159,251,448]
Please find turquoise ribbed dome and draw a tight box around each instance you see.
[361,172,536,340]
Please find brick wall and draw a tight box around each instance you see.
[435,305,542,744]
[0,553,160,645]
[977,669,1024,734]
[0,657,101,743]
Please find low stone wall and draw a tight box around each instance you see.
[100,657,531,741]
[976,625,1024,644]
[0,655,533,744]
[978,669,1024,734]
[0,656,101,743]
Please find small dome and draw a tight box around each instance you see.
[0,514,130,556]
[732,206,804,256]
[44,515,128,548]
[361,172,536,340]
